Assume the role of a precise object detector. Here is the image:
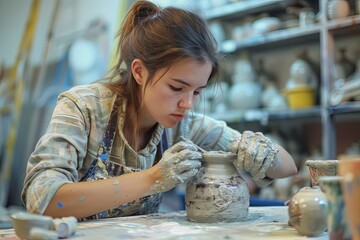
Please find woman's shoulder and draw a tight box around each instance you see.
[60,83,116,100]
[58,83,120,118]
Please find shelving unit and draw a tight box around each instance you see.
[204,0,298,20]
[204,0,360,159]
[219,25,321,52]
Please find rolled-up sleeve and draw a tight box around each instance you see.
[22,92,90,214]
[169,112,242,151]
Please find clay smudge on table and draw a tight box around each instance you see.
[112,180,120,185]
[124,222,205,236]
[118,223,147,228]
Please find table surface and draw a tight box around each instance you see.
[0,206,328,240]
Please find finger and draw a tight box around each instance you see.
[175,149,202,163]
[236,131,255,170]
[239,131,255,153]
[252,147,278,181]
[179,136,194,145]
[179,168,199,182]
[167,141,198,154]
[243,137,260,172]
[252,141,270,173]
[175,159,202,173]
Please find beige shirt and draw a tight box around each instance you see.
[22,83,241,215]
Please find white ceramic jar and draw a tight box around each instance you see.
[185,151,250,223]
[228,59,262,110]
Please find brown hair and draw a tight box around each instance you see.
[106,0,219,148]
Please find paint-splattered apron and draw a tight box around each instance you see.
[79,102,167,220]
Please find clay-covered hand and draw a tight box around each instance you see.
[230,131,280,182]
[149,141,202,194]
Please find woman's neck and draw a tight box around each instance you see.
[123,117,156,151]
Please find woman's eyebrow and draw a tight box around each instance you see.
[171,78,207,88]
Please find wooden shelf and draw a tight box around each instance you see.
[326,14,360,33]
[205,0,360,159]
[204,0,297,21]
[329,102,360,116]
[208,106,321,124]
[220,24,321,53]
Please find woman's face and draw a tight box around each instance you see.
[141,58,212,128]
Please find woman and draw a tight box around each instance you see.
[22,0,296,220]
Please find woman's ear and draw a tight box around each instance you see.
[131,59,147,85]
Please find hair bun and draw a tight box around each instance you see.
[134,1,159,25]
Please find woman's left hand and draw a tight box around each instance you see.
[230,131,280,182]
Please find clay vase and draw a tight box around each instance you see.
[288,186,328,237]
[305,160,339,187]
[185,151,250,223]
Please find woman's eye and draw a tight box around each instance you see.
[194,91,201,96]
[169,85,182,91]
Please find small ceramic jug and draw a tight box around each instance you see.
[185,151,250,223]
[288,186,328,237]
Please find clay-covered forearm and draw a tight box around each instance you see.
[43,169,158,219]
[265,144,297,179]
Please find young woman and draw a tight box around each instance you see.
[22,0,296,220]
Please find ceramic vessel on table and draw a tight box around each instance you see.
[305,160,339,187]
[319,176,352,240]
[338,158,360,240]
[288,186,328,237]
[185,151,249,223]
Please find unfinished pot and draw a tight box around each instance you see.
[185,151,250,223]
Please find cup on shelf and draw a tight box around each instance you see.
[299,10,315,28]
[282,85,315,109]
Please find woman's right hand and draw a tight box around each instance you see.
[148,141,202,194]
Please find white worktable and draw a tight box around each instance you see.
[0,206,328,240]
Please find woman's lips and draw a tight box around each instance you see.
[171,114,184,121]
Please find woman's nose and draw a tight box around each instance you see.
[179,96,193,110]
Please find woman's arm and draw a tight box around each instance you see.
[43,140,202,219]
[43,167,159,219]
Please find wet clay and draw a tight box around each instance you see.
[185,151,250,223]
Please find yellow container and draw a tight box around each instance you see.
[283,86,315,109]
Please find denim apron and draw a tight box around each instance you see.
[79,102,167,220]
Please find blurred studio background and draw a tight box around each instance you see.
[2,0,360,212]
